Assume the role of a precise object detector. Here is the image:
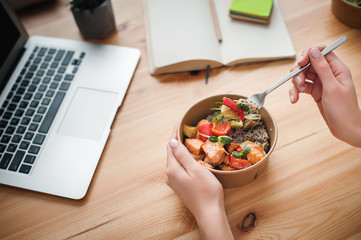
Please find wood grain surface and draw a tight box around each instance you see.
[1,0,361,239]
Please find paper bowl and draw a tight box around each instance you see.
[178,94,278,188]
[332,0,361,29]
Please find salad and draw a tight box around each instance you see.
[183,97,270,171]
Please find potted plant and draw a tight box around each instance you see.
[69,0,116,39]
[332,0,361,29]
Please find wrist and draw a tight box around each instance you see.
[195,204,233,240]
[352,109,361,147]
[343,108,361,147]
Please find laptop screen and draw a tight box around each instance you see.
[0,0,28,93]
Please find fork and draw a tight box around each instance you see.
[247,35,348,109]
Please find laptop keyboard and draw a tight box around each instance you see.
[0,46,85,174]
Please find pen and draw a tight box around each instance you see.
[209,0,222,42]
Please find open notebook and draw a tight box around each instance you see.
[144,0,295,75]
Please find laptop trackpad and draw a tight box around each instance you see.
[58,88,118,140]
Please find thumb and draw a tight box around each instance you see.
[309,47,340,90]
[169,139,198,171]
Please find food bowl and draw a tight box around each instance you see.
[178,94,278,188]
[332,0,361,29]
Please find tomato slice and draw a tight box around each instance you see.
[198,122,213,142]
[212,121,231,136]
[229,155,252,170]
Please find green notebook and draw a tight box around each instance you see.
[230,0,273,24]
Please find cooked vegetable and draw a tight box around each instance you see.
[244,114,261,120]
[197,120,213,142]
[243,119,260,130]
[221,105,241,120]
[222,97,244,121]
[183,124,197,138]
[212,121,231,136]
[230,120,243,128]
[229,155,252,169]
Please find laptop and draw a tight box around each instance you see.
[0,0,141,199]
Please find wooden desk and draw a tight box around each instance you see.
[1,0,361,239]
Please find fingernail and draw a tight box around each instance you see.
[295,76,305,92]
[169,139,179,149]
[310,47,321,59]
[289,94,294,103]
[297,55,304,64]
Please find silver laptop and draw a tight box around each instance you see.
[0,0,140,199]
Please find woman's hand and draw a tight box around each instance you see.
[166,125,233,239]
[289,46,361,147]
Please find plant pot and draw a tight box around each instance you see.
[71,0,116,39]
[332,0,361,29]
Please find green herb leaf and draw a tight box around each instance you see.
[240,147,251,156]
[236,103,250,111]
[219,136,232,144]
[241,104,250,112]
[215,114,223,121]
[231,151,241,159]
[209,136,218,142]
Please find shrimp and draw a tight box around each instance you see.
[241,141,265,164]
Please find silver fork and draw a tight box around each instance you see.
[247,35,347,109]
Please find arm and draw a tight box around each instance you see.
[289,46,361,147]
[166,125,234,240]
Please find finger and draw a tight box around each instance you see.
[292,73,306,93]
[324,52,352,86]
[170,139,199,172]
[169,123,179,141]
[290,62,299,72]
[298,44,326,67]
[167,124,181,168]
[308,47,341,89]
[305,71,318,81]
[167,140,182,168]
[168,124,199,172]
[296,49,306,66]
[306,79,323,103]
[289,85,300,104]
